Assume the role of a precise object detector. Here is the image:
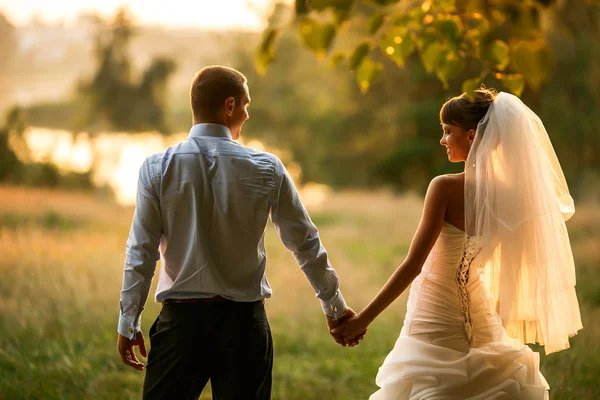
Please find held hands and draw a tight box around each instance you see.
[117,331,147,371]
[326,308,368,347]
[330,313,370,347]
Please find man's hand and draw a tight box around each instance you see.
[331,314,370,347]
[326,308,366,347]
[117,331,147,371]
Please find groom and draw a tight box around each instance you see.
[116,65,363,399]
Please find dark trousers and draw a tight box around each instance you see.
[142,300,273,400]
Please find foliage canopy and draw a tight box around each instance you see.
[258,0,578,96]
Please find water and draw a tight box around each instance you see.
[21,127,327,207]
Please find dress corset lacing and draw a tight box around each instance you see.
[456,235,481,344]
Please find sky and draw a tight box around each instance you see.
[0,0,282,30]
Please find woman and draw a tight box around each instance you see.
[333,89,583,399]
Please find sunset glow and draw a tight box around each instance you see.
[0,0,283,30]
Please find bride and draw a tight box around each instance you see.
[333,89,583,399]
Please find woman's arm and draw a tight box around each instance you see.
[332,176,449,340]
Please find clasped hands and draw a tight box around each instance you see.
[326,308,369,347]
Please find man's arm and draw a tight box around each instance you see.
[269,158,347,321]
[117,158,162,369]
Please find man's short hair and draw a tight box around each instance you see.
[190,66,247,121]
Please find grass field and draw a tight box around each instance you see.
[0,185,598,399]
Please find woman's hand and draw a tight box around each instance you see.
[331,314,369,347]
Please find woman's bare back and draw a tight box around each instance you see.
[440,173,466,232]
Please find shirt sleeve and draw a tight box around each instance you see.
[118,157,162,339]
[270,158,347,320]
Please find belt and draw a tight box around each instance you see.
[163,296,231,305]
[162,296,264,305]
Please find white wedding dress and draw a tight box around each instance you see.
[370,221,549,400]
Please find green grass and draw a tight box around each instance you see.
[0,186,598,399]
[0,211,84,231]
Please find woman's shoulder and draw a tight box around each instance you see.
[429,173,464,187]
[428,174,464,199]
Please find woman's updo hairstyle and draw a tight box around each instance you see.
[440,87,498,131]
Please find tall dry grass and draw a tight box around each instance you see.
[0,186,598,399]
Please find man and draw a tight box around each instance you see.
[117,65,363,399]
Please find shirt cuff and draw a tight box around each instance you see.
[117,316,140,340]
[319,290,348,320]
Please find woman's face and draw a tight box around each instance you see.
[440,123,474,163]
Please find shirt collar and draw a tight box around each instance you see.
[188,123,232,139]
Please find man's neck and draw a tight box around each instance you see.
[194,118,227,126]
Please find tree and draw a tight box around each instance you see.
[537,0,600,198]
[78,8,176,133]
[258,0,586,96]
[0,107,25,182]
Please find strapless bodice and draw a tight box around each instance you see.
[426,221,483,281]
[413,221,486,346]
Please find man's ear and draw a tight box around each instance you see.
[225,97,235,116]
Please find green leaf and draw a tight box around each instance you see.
[329,51,346,67]
[463,12,490,46]
[486,40,510,71]
[392,9,423,31]
[356,58,383,93]
[464,12,490,32]
[333,8,352,25]
[417,21,440,52]
[368,13,386,35]
[419,25,466,86]
[349,41,371,70]
[434,14,463,42]
[392,12,411,27]
[421,42,445,73]
[380,27,415,67]
[510,39,552,91]
[435,53,465,88]
[461,77,482,100]
[392,8,426,36]
[497,73,525,96]
[299,18,337,56]
[255,28,279,75]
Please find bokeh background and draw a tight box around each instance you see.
[0,0,598,399]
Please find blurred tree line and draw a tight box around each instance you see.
[0,108,92,188]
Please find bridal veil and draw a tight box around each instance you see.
[464,92,583,354]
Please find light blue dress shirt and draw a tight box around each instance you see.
[118,123,347,339]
